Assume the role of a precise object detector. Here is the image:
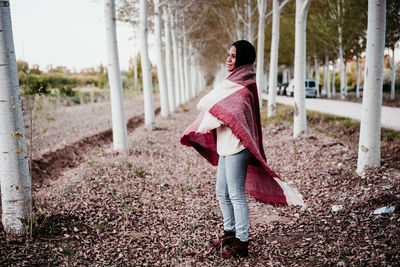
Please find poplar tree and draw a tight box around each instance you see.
[104,0,129,152]
[357,0,386,174]
[0,0,32,237]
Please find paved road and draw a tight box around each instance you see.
[262,94,400,131]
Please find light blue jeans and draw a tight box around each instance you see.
[216,149,250,242]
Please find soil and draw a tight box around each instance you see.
[0,94,399,266]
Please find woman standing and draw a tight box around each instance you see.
[181,40,304,259]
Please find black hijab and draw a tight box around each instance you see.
[232,40,256,68]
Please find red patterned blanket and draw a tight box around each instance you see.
[180,64,305,207]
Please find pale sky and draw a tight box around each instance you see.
[10,0,140,72]
[9,0,400,73]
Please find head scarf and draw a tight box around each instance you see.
[232,40,256,69]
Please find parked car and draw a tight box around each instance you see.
[286,78,318,98]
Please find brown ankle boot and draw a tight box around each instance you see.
[221,238,249,259]
[210,230,236,249]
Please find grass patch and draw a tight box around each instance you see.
[133,166,148,179]
[260,101,293,126]
[264,101,400,168]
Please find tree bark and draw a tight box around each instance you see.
[323,56,327,96]
[344,60,348,96]
[0,0,32,237]
[139,0,156,129]
[293,0,312,137]
[163,5,175,112]
[105,0,128,151]
[178,35,186,103]
[357,0,386,174]
[154,0,170,118]
[171,13,181,107]
[247,0,254,43]
[338,0,345,99]
[268,0,279,118]
[256,0,267,106]
[314,56,320,97]
[183,34,191,102]
[356,54,360,98]
[332,63,336,96]
[390,48,396,100]
[327,60,331,98]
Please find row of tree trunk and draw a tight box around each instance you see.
[291,0,387,175]
[0,0,207,238]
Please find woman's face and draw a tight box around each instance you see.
[226,46,236,72]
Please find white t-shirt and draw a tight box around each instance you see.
[216,125,245,156]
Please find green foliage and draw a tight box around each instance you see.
[16,61,110,103]
[260,101,293,127]
[279,1,296,66]
[97,64,108,89]
[386,0,400,49]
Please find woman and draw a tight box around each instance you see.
[181,40,304,259]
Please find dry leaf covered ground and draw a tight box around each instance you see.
[0,94,399,266]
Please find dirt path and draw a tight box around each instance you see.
[0,95,399,265]
[24,94,160,189]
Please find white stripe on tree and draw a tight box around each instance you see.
[0,0,32,236]
[139,0,156,129]
[104,0,128,152]
[357,0,386,174]
[154,0,170,118]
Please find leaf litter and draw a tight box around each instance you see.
[0,96,399,266]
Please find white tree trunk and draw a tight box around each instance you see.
[357,0,386,174]
[390,48,396,100]
[171,14,181,107]
[344,60,348,96]
[105,0,128,152]
[256,0,267,106]
[163,5,175,112]
[293,0,312,137]
[308,62,313,78]
[178,36,186,103]
[190,53,196,98]
[0,0,32,236]
[314,56,320,97]
[247,0,254,43]
[323,56,327,96]
[154,0,169,118]
[327,60,331,98]
[139,0,156,129]
[133,54,138,87]
[183,35,191,101]
[282,68,287,83]
[356,54,360,98]
[268,0,279,117]
[332,62,336,96]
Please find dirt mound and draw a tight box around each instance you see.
[30,107,160,189]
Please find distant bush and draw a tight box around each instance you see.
[21,73,78,96]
